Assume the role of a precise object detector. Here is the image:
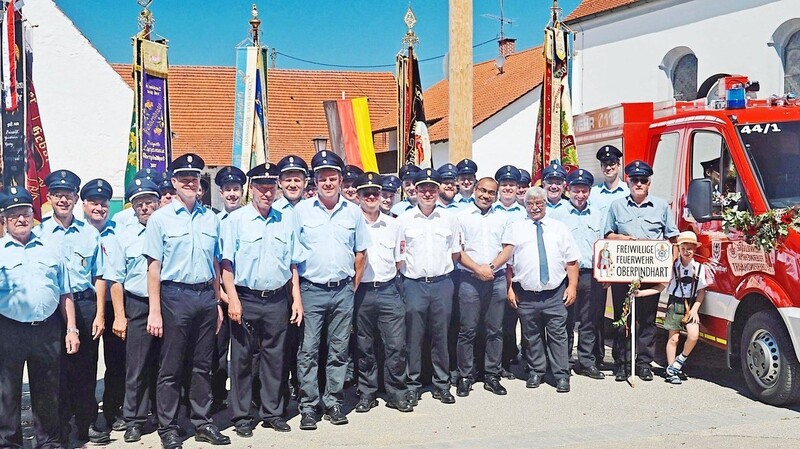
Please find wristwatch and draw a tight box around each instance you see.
[489,263,496,271]
[66,327,80,336]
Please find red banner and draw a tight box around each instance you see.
[26,81,51,221]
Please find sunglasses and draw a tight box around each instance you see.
[629,176,650,184]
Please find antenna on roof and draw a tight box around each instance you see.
[482,0,514,41]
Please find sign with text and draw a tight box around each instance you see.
[593,239,673,283]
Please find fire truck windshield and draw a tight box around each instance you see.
[738,120,800,209]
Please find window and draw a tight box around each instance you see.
[690,130,740,217]
[672,54,698,101]
[651,132,680,204]
[785,31,800,94]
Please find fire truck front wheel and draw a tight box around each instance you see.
[740,310,800,406]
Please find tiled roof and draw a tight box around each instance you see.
[564,0,641,22]
[374,45,544,143]
[111,64,396,166]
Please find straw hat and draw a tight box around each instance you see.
[676,231,701,247]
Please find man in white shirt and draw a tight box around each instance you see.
[495,186,580,393]
[397,168,461,405]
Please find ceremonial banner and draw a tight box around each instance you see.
[232,46,268,171]
[138,38,170,172]
[593,240,673,283]
[1,6,25,188]
[323,97,379,171]
[123,110,138,189]
[249,47,268,169]
[25,69,52,221]
[396,48,428,168]
[533,13,578,181]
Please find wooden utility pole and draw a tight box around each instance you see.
[449,0,473,163]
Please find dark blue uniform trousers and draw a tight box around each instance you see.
[297,281,354,414]
[0,313,62,449]
[457,274,506,380]
[122,292,159,428]
[403,276,454,392]
[156,283,217,435]
[513,282,570,380]
[355,282,407,402]
[229,288,289,425]
[566,270,603,370]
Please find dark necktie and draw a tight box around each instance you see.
[535,220,549,284]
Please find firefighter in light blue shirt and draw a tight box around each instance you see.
[436,163,463,210]
[455,158,478,205]
[104,178,161,443]
[0,186,79,449]
[551,169,607,381]
[590,145,629,214]
[493,165,527,222]
[142,153,230,448]
[274,154,309,211]
[293,150,370,430]
[39,169,107,446]
[221,162,304,436]
[112,168,161,229]
[390,163,420,216]
[541,160,569,211]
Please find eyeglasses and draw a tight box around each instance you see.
[629,177,650,185]
[132,199,157,210]
[358,188,381,198]
[5,210,33,221]
[601,160,620,168]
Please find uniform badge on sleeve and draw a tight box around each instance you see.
[399,240,406,254]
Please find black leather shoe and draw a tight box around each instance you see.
[556,378,570,393]
[124,425,142,443]
[575,365,606,380]
[262,418,291,432]
[299,413,317,430]
[432,389,456,404]
[483,376,508,395]
[160,430,183,449]
[615,366,629,382]
[234,421,255,438]
[500,368,516,380]
[386,399,414,412]
[405,390,420,407]
[323,405,349,425]
[638,367,654,381]
[112,418,127,432]
[456,378,472,397]
[194,424,231,445]
[88,426,111,444]
[355,396,378,413]
[526,374,542,388]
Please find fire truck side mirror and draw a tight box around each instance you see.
[687,178,717,222]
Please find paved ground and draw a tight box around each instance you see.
[21,332,800,449]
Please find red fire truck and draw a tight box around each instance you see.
[574,76,800,405]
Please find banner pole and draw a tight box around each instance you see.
[630,295,636,388]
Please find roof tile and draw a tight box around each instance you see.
[564,0,640,22]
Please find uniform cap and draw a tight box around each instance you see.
[353,172,383,191]
[158,171,175,193]
[246,162,280,184]
[495,165,521,183]
[381,175,402,193]
[310,150,344,172]
[700,157,721,173]
[566,169,594,187]
[541,160,568,181]
[214,166,246,187]
[134,168,160,182]
[596,145,623,162]
[398,163,421,181]
[0,186,33,212]
[343,165,365,182]
[456,158,478,176]
[413,168,442,186]
[437,163,459,180]
[44,169,81,192]
[125,178,161,202]
[80,178,113,201]
[518,169,532,186]
[170,153,205,175]
[277,154,309,175]
[624,160,654,178]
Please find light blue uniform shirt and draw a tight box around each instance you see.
[590,181,630,215]
[106,221,150,297]
[492,201,527,223]
[550,202,603,269]
[273,196,298,212]
[455,193,475,206]
[546,198,569,212]
[111,207,137,229]
[222,204,304,291]
[143,199,221,284]
[295,196,371,283]
[0,232,70,322]
[98,220,117,300]
[436,199,464,211]
[603,195,679,240]
[390,199,415,217]
[37,216,103,293]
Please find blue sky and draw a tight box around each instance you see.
[56,0,581,88]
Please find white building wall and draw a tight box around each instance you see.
[23,0,132,198]
[571,0,795,113]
